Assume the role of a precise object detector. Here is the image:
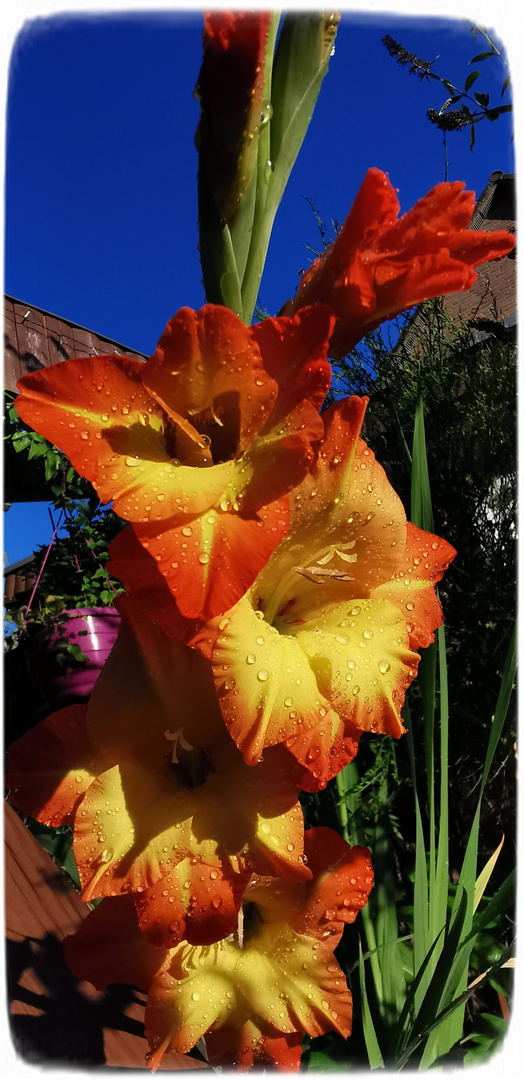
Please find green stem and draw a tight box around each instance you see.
[240,13,280,323]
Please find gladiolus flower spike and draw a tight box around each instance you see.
[9,150,486,1078]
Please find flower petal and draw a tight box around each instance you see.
[145,925,352,1068]
[191,741,311,884]
[144,827,374,1070]
[244,826,374,948]
[234,923,352,1039]
[294,397,407,597]
[372,522,456,649]
[86,592,226,760]
[15,304,334,621]
[73,597,309,902]
[133,855,248,949]
[73,742,308,906]
[144,305,277,453]
[63,895,167,992]
[15,356,167,508]
[284,168,400,318]
[73,761,194,902]
[283,168,516,358]
[146,942,239,1066]
[5,705,115,827]
[235,306,334,515]
[200,592,417,787]
[252,395,407,621]
[106,525,204,643]
[250,306,333,434]
[206,1021,303,1072]
[291,598,417,741]
[289,827,374,945]
[133,494,289,621]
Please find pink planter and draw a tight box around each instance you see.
[27,607,121,710]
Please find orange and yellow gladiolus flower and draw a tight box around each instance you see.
[192,395,455,790]
[6,595,310,945]
[145,827,373,1071]
[62,828,373,1071]
[15,303,334,620]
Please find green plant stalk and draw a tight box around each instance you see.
[198,14,339,323]
[197,165,243,315]
[358,938,385,1069]
[422,622,517,1064]
[373,819,408,1015]
[404,707,431,1003]
[334,762,352,843]
[421,645,437,941]
[241,14,338,322]
[335,763,385,1006]
[236,12,280,323]
[410,399,436,923]
[336,759,411,1024]
[433,622,450,955]
[411,395,444,965]
[197,12,280,316]
[416,870,516,1067]
[372,761,409,1017]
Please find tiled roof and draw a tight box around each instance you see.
[4,295,147,392]
[444,171,516,327]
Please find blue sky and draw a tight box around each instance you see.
[3,3,516,566]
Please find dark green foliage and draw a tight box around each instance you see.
[4,389,126,655]
[331,300,516,881]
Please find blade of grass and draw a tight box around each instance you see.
[399,938,516,1069]
[437,624,517,1056]
[410,395,446,973]
[420,868,516,1066]
[371,816,408,1014]
[358,937,385,1069]
[434,622,450,955]
[410,394,434,534]
[410,888,469,1067]
[335,761,385,1005]
[387,930,445,1063]
[410,396,437,931]
[404,702,430,997]
[473,835,504,913]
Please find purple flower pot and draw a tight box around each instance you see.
[26,607,121,710]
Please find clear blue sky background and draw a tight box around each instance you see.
[3,7,515,566]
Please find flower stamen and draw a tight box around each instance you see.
[164,728,194,765]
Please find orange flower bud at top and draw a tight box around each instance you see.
[283,168,516,358]
[197,11,272,223]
